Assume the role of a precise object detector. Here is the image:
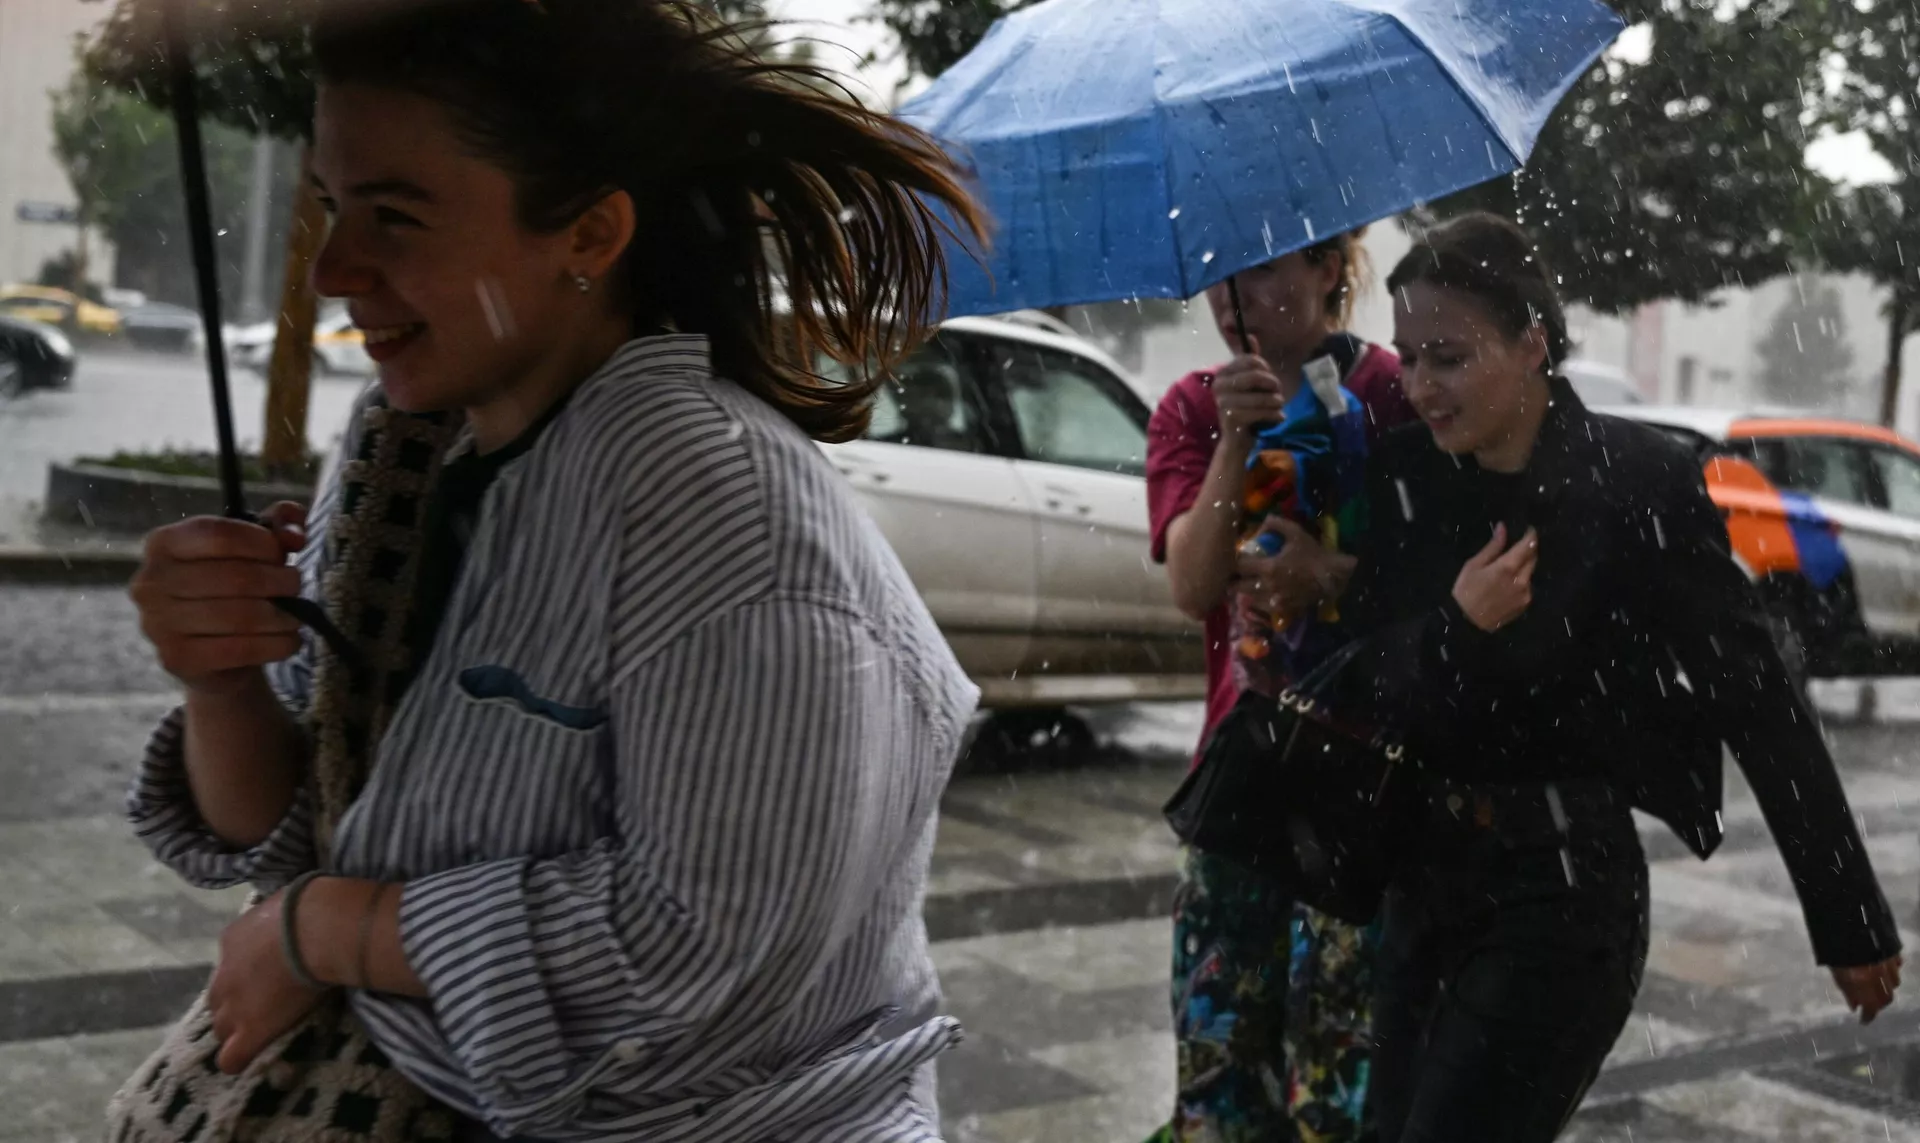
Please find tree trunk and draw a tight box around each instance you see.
[74,209,90,298]
[260,147,326,476]
[1880,292,1910,430]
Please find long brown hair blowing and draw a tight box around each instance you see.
[313,0,988,442]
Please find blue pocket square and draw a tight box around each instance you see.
[457,665,607,730]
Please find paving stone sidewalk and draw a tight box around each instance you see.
[4,691,1920,1140]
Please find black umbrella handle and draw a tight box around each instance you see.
[235,509,369,679]
[162,1,367,682]
[1226,276,1254,356]
[270,594,368,679]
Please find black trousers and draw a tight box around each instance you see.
[1371,778,1650,1143]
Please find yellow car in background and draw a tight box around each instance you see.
[0,285,122,337]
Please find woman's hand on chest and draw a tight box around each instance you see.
[1452,523,1538,633]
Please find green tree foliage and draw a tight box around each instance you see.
[1819,0,1920,426]
[868,0,1031,85]
[80,0,318,139]
[48,61,260,306]
[1431,0,1838,314]
[1756,282,1856,406]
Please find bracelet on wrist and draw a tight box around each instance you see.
[279,871,327,992]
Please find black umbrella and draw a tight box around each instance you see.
[160,0,363,673]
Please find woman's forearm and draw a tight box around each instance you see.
[183,669,307,848]
[298,877,428,998]
[1165,434,1253,619]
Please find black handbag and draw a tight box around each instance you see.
[1163,641,1409,925]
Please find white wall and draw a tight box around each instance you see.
[0,0,109,286]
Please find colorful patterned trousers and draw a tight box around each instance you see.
[1146,849,1380,1143]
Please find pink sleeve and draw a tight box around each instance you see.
[1146,375,1219,564]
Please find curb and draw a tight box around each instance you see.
[0,546,142,585]
[44,462,311,535]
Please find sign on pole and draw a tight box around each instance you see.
[16,201,80,225]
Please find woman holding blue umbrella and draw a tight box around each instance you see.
[1147,229,1414,1143]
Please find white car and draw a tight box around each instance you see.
[819,313,1205,709]
[1563,359,1643,406]
[1604,403,1920,677]
[227,308,375,377]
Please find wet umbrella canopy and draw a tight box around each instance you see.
[899,0,1624,325]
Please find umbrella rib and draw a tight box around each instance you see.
[1148,0,1192,301]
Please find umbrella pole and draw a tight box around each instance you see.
[1226,275,1253,355]
[158,0,368,679]
[161,0,246,519]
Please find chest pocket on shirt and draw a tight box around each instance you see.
[457,664,608,730]
[437,663,618,855]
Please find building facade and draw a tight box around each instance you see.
[0,0,111,288]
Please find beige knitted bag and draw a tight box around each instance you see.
[107,403,464,1143]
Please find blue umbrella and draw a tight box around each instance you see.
[899,0,1623,326]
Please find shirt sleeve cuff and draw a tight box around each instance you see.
[125,705,317,891]
[397,856,578,1123]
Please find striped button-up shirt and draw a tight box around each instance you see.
[129,336,980,1142]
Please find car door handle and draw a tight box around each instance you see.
[1040,483,1091,515]
[833,462,890,485]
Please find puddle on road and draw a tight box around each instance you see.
[1814,1043,1920,1101]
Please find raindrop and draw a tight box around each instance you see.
[216,228,229,237]
[1201,250,1215,264]
[1168,207,1182,220]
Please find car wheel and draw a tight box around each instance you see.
[0,358,22,399]
[962,707,1099,772]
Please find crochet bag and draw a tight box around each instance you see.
[106,402,463,1143]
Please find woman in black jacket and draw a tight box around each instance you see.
[1340,212,1903,1142]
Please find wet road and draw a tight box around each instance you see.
[4,579,1920,1140]
[0,347,366,503]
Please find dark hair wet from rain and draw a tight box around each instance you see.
[1385,212,1571,370]
[311,0,989,443]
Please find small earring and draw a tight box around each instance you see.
[572,273,591,294]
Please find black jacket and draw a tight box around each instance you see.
[1341,380,1898,968]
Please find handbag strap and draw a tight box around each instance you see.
[306,398,461,863]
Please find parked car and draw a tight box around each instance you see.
[1563,359,1643,406]
[816,313,1205,709]
[120,301,205,354]
[1605,404,1920,677]
[0,284,122,338]
[228,307,374,376]
[0,312,77,396]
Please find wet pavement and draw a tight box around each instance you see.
[0,346,365,510]
[3,592,1920,1140]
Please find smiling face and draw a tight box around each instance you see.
[309,82,633,441]
[1393,280,1551,469]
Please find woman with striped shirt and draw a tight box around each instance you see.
[122,3,986,1140]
